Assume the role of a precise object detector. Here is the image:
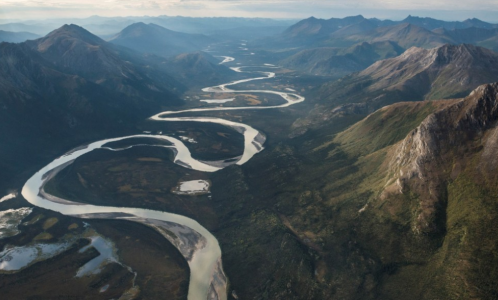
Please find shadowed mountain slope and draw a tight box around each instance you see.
[108,22,213,57]
[25,24,185,103]
[0,30,39,43]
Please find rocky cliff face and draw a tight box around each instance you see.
[383,83,498,234]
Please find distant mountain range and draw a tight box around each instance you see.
[332,23,455,49]
[0,30,39,43]
[253,15,498,79]
[0,16,297,37]
[284,15,498,44]
[108,22,214,57]
[257,15,498,51]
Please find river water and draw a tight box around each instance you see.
[21,55,305,300]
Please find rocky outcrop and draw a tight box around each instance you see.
[383,83,498,234]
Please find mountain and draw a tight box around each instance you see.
[478,35,498,52]
[25,24,184,104]
[0,42,154,130]
[339,23,455,49]
[327,19,381,39]
[161,52,238,87]
[291,44,498,136]
[0,16,298,37]
[434,27,498,44]
[402,15,498,30]
[356,43,498,99]
[463,17,498,29]
[317,83,498,298]
[146,16,297,35]
[206,82,498,300]
[281,41,404,77]
[283,15,367,40]
[262,16,498,51]
[268,15,391,47]
[0,41,163,186]
[108,22,213,57]
[0,30,39,43]
[0,24,197,189]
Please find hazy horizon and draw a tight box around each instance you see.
[1,0,498,23]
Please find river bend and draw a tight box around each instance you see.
[21,55,305,300]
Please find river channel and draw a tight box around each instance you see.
[21,54,305,300]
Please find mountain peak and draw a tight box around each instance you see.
[108,22,212,57]
[113,22,177,40]
[42,24,104,47]
[53,24,94,36]
[345,15,365,20]
[432,43,490,63]
[470,82,498,99]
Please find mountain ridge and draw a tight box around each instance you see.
[291,43,498,136]
[25,24,185,104]
[108,22,213,57]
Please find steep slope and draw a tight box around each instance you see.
[0,41,161,187]
[207,84,498,300]
[358,44,498,99]
[108,22,213,57]
[291,44,498,136]
[322,84,498,299]
[281,41,404,77]
[0,30,39,43]
[0,24,204,192]
[381,83,498,233]
[25,24,184,105]
[363,84,498,298]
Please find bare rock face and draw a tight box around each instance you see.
[383,83,498,234]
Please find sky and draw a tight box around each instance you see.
[1,0,498,22]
